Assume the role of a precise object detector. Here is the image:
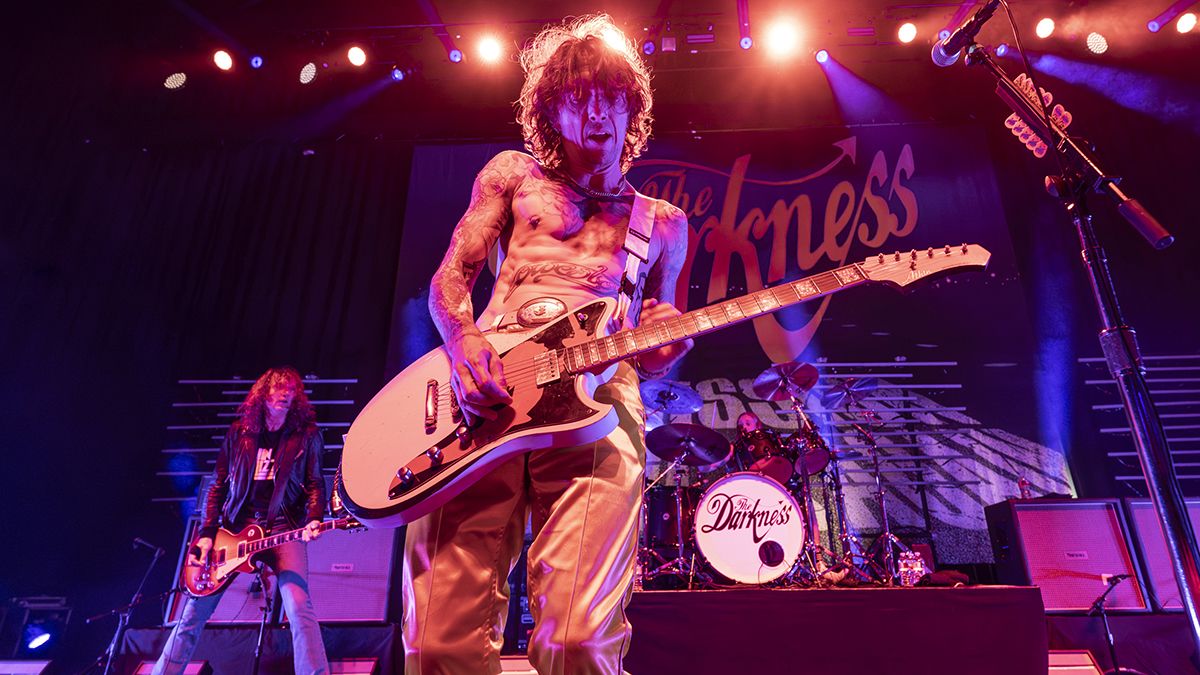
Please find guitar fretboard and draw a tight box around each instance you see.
[238,518,346,557]
[558,262,868,374]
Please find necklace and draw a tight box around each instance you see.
[562,173,630,200]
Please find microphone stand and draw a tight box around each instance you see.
[957,42,1200,656]
[86,544,165,675]
[1089,576,1140,675]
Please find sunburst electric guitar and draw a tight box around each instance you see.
[180,517,359,597]
[337,244,991,527]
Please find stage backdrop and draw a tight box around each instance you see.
[389,124,1075,564]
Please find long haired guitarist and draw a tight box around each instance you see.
[404,14,691,674]
[153,367,330,675]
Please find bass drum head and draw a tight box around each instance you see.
[693,472,805,584]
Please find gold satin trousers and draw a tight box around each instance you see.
[403,364,645,675]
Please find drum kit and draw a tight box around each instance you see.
[637,363,913,589]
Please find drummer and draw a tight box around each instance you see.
[736,411,765,437]
[733,411,774,473]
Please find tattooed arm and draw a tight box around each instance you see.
[429,151,527,419]
[635,202,693,378]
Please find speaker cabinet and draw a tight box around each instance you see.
[1048,650,1102,674]
[985,498,1148,612]
[1124,498,1200,611]
[165,515,401,625]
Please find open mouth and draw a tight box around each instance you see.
[586,132,613,143]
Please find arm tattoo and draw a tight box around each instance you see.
[502,262,618,301]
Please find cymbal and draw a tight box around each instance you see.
[645,423,732,470]
[639,379,703,415]
[821,377,878,409]
[752,361,819,401]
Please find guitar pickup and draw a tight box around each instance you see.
[425,379,438,433]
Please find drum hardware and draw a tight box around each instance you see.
[852,420,912,585]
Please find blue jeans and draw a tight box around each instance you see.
[153,539,330,675]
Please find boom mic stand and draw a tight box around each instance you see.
[957,41,1200,655]
[86,541,165,675]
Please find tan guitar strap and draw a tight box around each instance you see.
[615,191,655,329]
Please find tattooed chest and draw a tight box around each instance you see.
[513,183,630,250]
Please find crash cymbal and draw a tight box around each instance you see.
[752,361,820,401]
[645,423,732,470]
[821,377,878,409]
[639,379,703,415]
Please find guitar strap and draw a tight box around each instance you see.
[614,191,655,329]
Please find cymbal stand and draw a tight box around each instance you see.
[822,448,874,582]
[783,392,843,583]
[854,419,910,585]
[641,452,710,588]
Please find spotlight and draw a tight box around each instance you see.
[601,26,629,53]
[449,48,463,63]
[163,72,187,90]
[478,36,503,63]
[1036,18,1055,39]
[25,627,52,651]
[1087,32,1109,54]
[1148,19,1162,32]
[898,22,917,44]
[740,36,753,50]
[1179,12,1197,33]
[642,39,655,55]
[347,46,367,67]
[938,29,951,41]
[390,66,405,81]
[299,62,317,84]
[250,55,264,69]
[213,50,233,71]
[815,49,829,63]
[996,43,1010,57]
[8,597,71,659]
[765,19,801,58]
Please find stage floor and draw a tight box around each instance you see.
[120,585,1046,674]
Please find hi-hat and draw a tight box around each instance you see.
[821,377,878,409]
[752,361,820,401]
[639,379,703,415]
[645,423,731,470]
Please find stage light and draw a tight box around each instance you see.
[1148,19,1162,32]
[299,62,317,84]
[213,50,233,71]
[601,26,629,54]
[449,48,463,63]
[740,36,753,49]
[1087,32,1108,54]
[815,49,829,63]
[163,72,186,90]
[898,22,917,43]
[765,19,801,58]
[642,39,656,55]
[478,36,503,63]
[390,66,405,81]
[938,29,951,41]
[996,43,1010,57]
[1178,12,1197,32]
[250,55,263,69]
[1036,18,1055,39]
[26,627,51,651]
[347,46,367,67]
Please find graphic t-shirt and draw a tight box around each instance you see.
[245,428,283,520]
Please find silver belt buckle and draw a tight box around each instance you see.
[516,297,567,327]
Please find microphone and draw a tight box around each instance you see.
[1105,573,1131,585]
[931,0,1002,67]
[133,537,164,553]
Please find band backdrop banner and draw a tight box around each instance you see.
[388,123,1075,564]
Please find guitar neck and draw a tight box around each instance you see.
[560,261,870,374]
[240,518,347,556]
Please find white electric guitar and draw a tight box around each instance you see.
[337,244,991,527]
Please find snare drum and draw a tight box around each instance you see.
[693,472,805,584]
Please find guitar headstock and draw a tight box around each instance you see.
[858,244,990,288]
[1004,73,1072,159]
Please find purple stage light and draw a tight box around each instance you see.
[996,43,1010,57]
[642,40,655,55]
[938,29,951,41]
[449,49,463,63]
[815,49,829,64]
[250,55,263,69]
[740,36,753,50]
[391,66,405,81]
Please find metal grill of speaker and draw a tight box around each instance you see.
[1124,498,1200,611]
[985,498,1148,612]
[166,476,401,625]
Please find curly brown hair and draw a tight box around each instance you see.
[517,14,654,174]
[237,366,315,434]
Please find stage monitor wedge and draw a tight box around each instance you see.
[985,498,1148,612]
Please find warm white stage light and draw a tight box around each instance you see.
[1087,32,1108,54]
[1178,12,1197,33]
[601,26,630,54]
[765,19,801,58]
[478,36,503,63]
[1036,18,1055,39]
[348,46,367,66]
[164,73,187,89]
[898,22,917,43]
[213,50,233,71]
[299,62,317,84]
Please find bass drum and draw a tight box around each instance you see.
[693,472,805,584]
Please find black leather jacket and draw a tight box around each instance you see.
[199,420,326,538]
